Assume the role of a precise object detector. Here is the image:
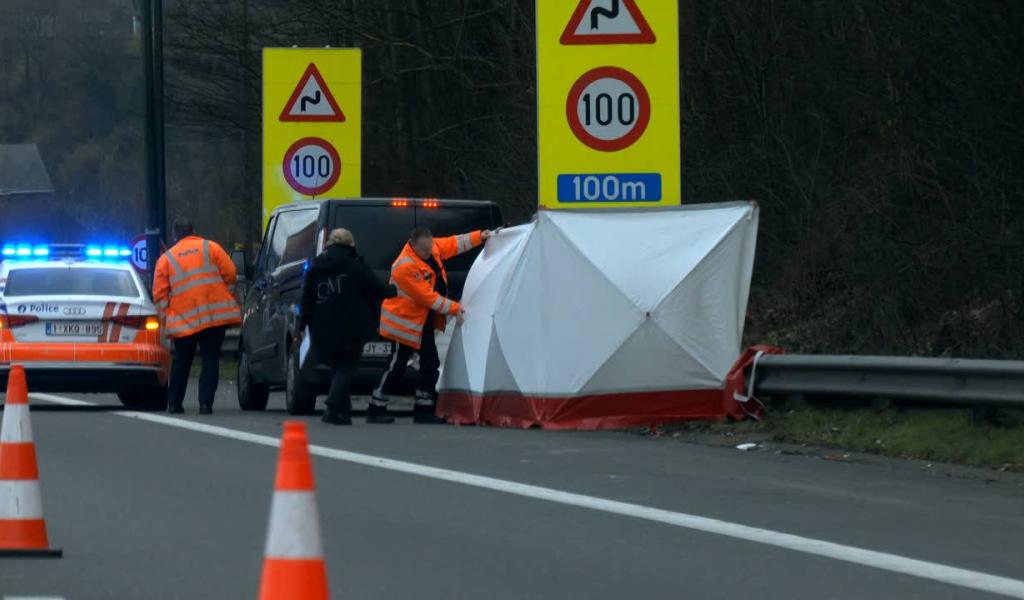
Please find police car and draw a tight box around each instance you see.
[0,243,170,409]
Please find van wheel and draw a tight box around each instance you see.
[238,344,270,411]
[118,385,168,411]
[285,348,317,415]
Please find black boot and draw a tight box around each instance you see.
[366,401,395,424]
[413,404,446,425]
[199,404,212,415]
[167,404,184,414]
[322,411,352,425]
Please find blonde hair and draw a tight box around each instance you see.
[327,228,355,247]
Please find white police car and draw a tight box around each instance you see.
[0,244,171,409]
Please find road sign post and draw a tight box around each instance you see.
[537,0,680,208]
[262,48,361,227]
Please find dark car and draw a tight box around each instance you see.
[237,197,503,414]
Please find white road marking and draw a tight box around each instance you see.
[29,393,1024,599]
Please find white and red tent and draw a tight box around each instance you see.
[438,202,763,429]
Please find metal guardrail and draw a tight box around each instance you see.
[749,354,1024,409]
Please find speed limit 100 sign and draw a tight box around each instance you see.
[567,67,650,152]
[283,137,341,196]
[262,48,362,228]
[537,0,679,209]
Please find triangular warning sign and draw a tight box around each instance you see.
[279,63,346,122]
[560,0,656,45]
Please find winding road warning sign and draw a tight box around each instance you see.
[282,137,341,196]
[279,63,346,122]
[566,66,650,152]
[560,0,655,45]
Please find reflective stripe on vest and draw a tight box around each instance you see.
[172,273,224,295]
[165,300,238,326]
[431,297,454,314]
[380,322,420,346]
[167,240,220,287]
[165,306,242,336]
[380,309,423,332]
[456,234,471,254]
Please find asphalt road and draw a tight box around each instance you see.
[2,383,1024,599]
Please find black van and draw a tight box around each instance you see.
[237,198,503,414]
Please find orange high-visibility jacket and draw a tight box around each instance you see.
[379,231,484,350]
[153,236,242,339]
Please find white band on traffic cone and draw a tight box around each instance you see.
[0,404,33,443]
[264,490,324,559]
[0,481,43,519]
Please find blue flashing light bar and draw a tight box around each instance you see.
[2,243,132,262]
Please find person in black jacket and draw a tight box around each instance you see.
[295,228,395,425]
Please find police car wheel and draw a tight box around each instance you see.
[118,386,168,411]
[237,345,269,411]
[285,348,317,415]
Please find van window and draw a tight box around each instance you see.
[267,209,317,272]
[330,206,414,271]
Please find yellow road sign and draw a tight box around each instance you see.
[537,0,679,208]
[262,48,362,225]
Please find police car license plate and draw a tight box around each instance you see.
[46,321,103,336]
[363,342,392,357]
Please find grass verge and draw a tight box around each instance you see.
[669,406,1024,472]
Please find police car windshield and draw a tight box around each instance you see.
[5,267,139,297]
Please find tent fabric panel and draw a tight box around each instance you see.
[580,319,722,394]
[546,205,755,310]
[494,215,641,394]
[655,218,759,382]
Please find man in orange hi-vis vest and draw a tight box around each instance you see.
[153,218,242,415]
[372,226,498,424]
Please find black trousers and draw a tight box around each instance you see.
[373,326,440,407]
[168,326,227,409]
[325,360,356,416]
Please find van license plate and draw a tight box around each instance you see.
[46,321,103,336]
[363,342,392,357]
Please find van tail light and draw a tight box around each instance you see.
[422,199,440,208]
[0,315,39,329]
[109,315,158,330]
[391,198,410,207]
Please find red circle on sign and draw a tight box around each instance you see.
[566,66,651,152]
[129,234,167,273]
[282,137,342,196]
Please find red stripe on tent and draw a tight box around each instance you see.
[438,346,786,430]
[0,442,39,479]
[438,389,727,430]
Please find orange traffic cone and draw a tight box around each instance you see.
[0,365,62,557]
[258,421,327,599]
